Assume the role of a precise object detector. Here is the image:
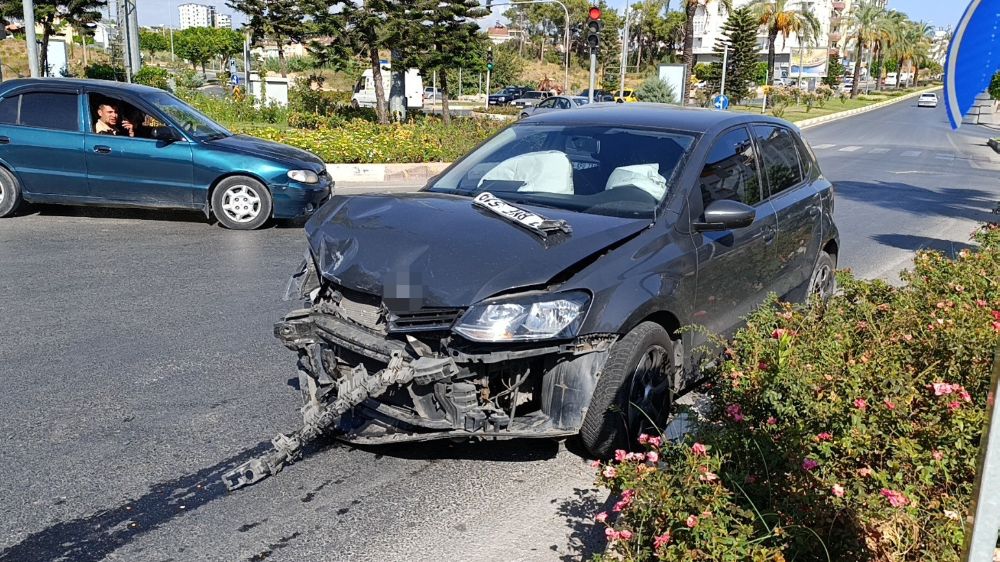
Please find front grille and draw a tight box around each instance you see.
[334,285,461,334]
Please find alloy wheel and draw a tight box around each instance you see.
[626,345,672,437]
[220,184,262,224]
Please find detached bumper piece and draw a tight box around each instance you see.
[222,300,615,491]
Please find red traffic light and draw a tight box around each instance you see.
[588,6,601,20]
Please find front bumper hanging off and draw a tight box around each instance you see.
[221,305,616,491]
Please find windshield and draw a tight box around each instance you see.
[426,124,696,219]
[146,92,231,140]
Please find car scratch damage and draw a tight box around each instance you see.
[222,258,616,491]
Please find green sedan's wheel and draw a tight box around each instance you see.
[0,166,22,218]
[212,176,272,230]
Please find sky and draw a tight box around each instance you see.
[135,0,966,30]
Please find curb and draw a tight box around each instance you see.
[797,86,940,130]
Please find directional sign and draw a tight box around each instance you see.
[944,0,1000,129]
[713,94,730,110]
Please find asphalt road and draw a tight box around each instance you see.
[1,94,998,562]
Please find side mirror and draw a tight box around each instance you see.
[693,199,756,232]
[151,126,183,143]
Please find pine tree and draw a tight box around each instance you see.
[227,0,304,77]
[709,6,758,105]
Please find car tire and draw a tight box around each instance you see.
[0,166,22,218]
[807,250,837,301]
[580,321,676,459]
[211,176,272,230]
[520,113,529,119]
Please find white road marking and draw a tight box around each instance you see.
[901,150,922,157]
[870,148,890,154]
[812,143,836,149]
[840,145,863,152]
[935,153,955,160]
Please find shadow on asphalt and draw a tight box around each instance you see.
[0,441,272,562]
[871,233,978,256]
[554,487,612,561]
[353,436,562,463]
[18,204,307,229]
[834,180,999,224]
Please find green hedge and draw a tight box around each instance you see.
[594,219,1000,561]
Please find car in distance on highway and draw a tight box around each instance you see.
[518,95,589,118]
[615,89,638,103]
[510,90,552,109]
[917,92,939,108]
[579,88,616,102]
[275,104,840,459]
[488,86,529,106]
[0,78,331,230]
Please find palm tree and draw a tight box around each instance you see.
[747,0,821,83]
[887,20,933,89]
[870,10,905,91]
[844,0,887,98]
[682,0,731,92]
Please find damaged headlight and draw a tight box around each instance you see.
[453,291,590,342]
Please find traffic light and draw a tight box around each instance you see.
[586,6,602,51]
[486,48,494,71]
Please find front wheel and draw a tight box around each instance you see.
[580,322,677,458]
[212,176,272,230]
[0,166,23,218]
[807,250,837,301]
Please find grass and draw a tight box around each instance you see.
[730,87,927,123]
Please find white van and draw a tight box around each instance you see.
[352,66,424,110]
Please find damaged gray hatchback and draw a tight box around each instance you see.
[224,104,839,490]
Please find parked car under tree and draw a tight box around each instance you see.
[225,104,840,489]
[0,79,331,230]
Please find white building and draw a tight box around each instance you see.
[691,0,888,84]
[215,14,232,29]
[178,3,216,29]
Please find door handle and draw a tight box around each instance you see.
[94,145,111,154]
[808,206,820,217]
[763,226,777,244]
[0,136,10,144]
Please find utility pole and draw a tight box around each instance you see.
[720,45,728,97]
[22,0,39,77]
[618,0,630,97]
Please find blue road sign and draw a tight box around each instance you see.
[713,94,730,110]
[944,0,999,128]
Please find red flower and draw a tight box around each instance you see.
[880,488,909,508]
[653,532,672,549]
[686,515,699,528]
[802,458,820,471]
[691,442,708,457]
[854,398,868,412]
[884,399,896,410]
[816,432,833,441]
[948,401,961,412]
[771,328,790,339]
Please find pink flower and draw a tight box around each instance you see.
[691,442,708,457]
[802,459,820,471]
[602,466,617,479]
[590,460,601,468]
[771,328,789,339]
[816,432,833,441]
[932,450,944,461]
[948,401,961,412]
[726,403,745,422]
[975,299,988,308]
[931,382,955,396]
[626,452,645,462]
[993,321,1000,332]
[653,531,672,549]
[959,389,972,403]
[619,530,633,541]
[766,416,778,426]
[646,451,659,463]
[884,399,896,410]
[854,398,868,412]
[686,515,699,528]
[638,434,650,445]
[648,436,662,448]
[614,449,628,462]
[699,471,719,483]
[605,528,620,541]
[880,488,909,508]
[857,467,873,478]
[831,484,845,497]
[758,361,769,371]
[594,511,608,523]
[613,489,636,512]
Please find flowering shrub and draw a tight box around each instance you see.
[594,221,999,560]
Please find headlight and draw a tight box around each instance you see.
[288,169,319,184]
[453,291,590,342]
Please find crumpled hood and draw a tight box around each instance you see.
[209,135,325,170]
[304,192,651,309]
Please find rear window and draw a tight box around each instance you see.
[19,92,79,131]
[0,96,17,125]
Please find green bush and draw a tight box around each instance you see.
[174,69,205,90]
[234,117,505,163]
[133,66,170,90]
[84,63,125,81]
[635,76,677,104]
[594,219,1000,561]
[989,71,1000,101]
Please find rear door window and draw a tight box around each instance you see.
[752,125,804,196]
[19,92,80,132]
[699,126,764,211]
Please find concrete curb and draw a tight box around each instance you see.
[325,87,941,184]
[796,86,940,130]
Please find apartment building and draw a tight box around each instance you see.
[178,3,216,29]
[215,14,233,29]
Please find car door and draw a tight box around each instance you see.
[751,124,823,300]
[532,97,558,115]
[0,88,89,199]
[555,97,573,111]
[690,125,779,338]
[83,90,196,208]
